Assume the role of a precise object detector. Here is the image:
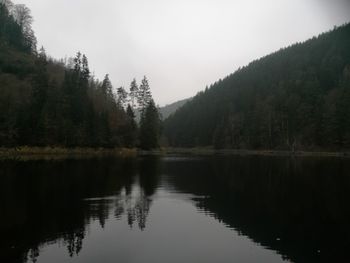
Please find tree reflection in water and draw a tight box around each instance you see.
[0,155,350,263]
[163,155,350,263]
[0,156,160,263]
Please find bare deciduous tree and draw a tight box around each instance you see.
[13,4,36,51]
[0,0,14,11]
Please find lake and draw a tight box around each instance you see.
[0,155,349,263]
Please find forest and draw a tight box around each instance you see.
[164,23,350,151]
[2,0,350,152]
[0,0,161,149]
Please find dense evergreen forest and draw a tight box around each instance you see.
[164,23,350,151]
[0,0,161,149]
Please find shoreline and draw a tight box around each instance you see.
[0,147,138,160]
[161,148,350,158]
[0,146,349,160]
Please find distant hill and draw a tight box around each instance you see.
[164,23,350,150]
[134,98,190,122]
[160,98,191,119]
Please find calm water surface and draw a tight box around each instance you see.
[1,155,350,263]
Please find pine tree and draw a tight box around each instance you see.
[81,54,90,84]
[124,104,137,147]
[117,86,128,108]
[139,100,161,150]
[137,76,152,114]
[129,78,138,109]
[30,46,49,144]
[101,74,114,101]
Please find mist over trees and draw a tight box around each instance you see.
[2,0,349,152]
[164,23,350,151]
[159,98,191,120]
[0,0,161,149]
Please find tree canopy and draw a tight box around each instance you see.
[0,0,161,149]
[164,23,350,151]
[139,100,162,150]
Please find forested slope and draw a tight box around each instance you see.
[164,24,350,150]
[159,98,191,119]
[0,1,161,149]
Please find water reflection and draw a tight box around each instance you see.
[0,157,160,263]
[0,155,349,263]
[163,156,350,262]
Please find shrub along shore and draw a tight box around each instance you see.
[0,146,349,160]
[0,147,138,159]
[163,147,350,157]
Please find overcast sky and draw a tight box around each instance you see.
[18,0,350,106]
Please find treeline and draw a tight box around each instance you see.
[164,23,350,151]
[0,0,161,149]
[0,0,36,53]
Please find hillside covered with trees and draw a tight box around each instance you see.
[159,98,191,119]
[0,0,161,149]
[164,23,350,151]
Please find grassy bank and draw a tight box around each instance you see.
[162,147,350,158]
[1,146,349,160]
[0,146,138,160]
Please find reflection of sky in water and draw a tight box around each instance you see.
[35,183,287,263]
[1,156,349,263]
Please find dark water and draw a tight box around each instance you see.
[1,155,350,263]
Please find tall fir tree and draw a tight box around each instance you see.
[137,76,152,114]
[129,78,138,109]
[29,46,49,145]
[101,74,114,101]
[124,104,137,147]
[117,86,128,108]
[139,100,161,150]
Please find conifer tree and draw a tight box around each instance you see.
[124,104,137,147]
[30,46,49,144]
[139,100,161,150]
[81,54,90,84]
[101,74,114,101]
[129,78,138,109]
[137,76,152,114]
[117,86,128,107]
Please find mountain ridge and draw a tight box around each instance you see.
[164,23,350,150]
[160,98,191,119]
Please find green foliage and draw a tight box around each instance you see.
[123,104,138,147]
[0,1,35,52]
[164,23,350,150]
[0,1,163,148]
[139,100,161,150]
[117,86,128,107]
[159,97,191,120]
[129,78,138,109]
[137,76,152,115]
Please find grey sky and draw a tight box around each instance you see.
[19,0,350,106]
